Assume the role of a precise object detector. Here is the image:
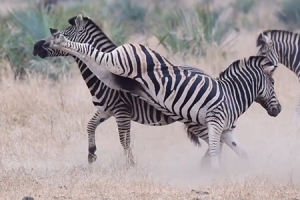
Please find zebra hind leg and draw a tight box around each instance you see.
[115,111,136,168]
[87,109,111,164]
[207,120,223,171]
[201,140,224,168]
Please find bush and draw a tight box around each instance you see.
[104,0,148,34]
[2,5,72,81]
[152,4,236,59]
[276,0,300,30]
[231,0,257,15]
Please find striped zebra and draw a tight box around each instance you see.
[43,28,282,170]
[256,30,300,119]
[33,15,233,167]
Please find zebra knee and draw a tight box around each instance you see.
[89,146,96,154]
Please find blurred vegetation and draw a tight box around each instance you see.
[0,0,296,81]
[152,3,236,59]
[229,0,259,30]
[276,0,300,30]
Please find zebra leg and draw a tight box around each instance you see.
[207,121,223,171]
[87,109,112,164]
[186,124,224,167]
[201,140,224,167]
[221,130,249,160]
[219,140,224,163]
[114,111,135,167]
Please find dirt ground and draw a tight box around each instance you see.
[1,1,300,200]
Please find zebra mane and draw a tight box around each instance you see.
[67,15,143,92]
[218,56,268,79]
[256,29,300,47]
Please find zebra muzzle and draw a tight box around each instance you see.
[268,105,281,117]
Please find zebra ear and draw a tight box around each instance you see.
[68,16,76,25]
[75,14,84,28]
[269,65,278,76]
[263,65,277,75]
[261,33,273,45]
[49,28,58,35]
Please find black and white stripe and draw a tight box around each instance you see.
[45,27,282,170]
[256,30,300,119]
[33,15,203,166]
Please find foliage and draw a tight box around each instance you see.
[152,4,236,59]
[104,0,148,34]
[2,5,72,80]
[0,0,245,81]
[0,16,11,60]
[276,0,300,30]
[231,0,257,14]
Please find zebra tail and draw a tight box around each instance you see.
[187,132,201,147]
[184,125,201,147]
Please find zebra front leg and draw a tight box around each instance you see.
[114,111,135,167]
[87,109,112,164]
[221,130,249,160]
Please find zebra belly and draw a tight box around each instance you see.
[154,78,222,125]
[119,92,176,126]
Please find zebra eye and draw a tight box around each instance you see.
[271,79,274,85]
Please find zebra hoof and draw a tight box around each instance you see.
[128,159,136,167]
[88,153,97,164]
[129,159,136,167]
[124,158,136,169]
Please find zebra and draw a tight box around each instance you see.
[32,16,182,166]
[256,30,300,120]
[33,15,233,167]
[33,14,252,169]
[42,28,282,170]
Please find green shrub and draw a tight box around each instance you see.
[276,0,300,30]
[3,5,72,81]
[229,0,259,30]
[231,0,257,14]
[153,4,236,59]
[104,0,148,34]
[0,0,137,80]
[0,16,11,60]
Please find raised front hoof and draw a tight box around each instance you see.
[88,153,97,164]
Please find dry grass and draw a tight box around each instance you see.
[1,1,300,200]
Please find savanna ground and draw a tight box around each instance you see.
[1,0,300,199]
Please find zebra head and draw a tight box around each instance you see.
[43,33,69,49]
[254,56,281,117]
[256,33,280,68]
[33,14,91,58]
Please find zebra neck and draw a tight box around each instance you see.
[74,57,106,94]
[83,20,117,53]
[275,44,300,77]
[67,19,121,93]
[60,42,111,82]
[219,73,257,117]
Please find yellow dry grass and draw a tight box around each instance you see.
[1,0,300,199]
